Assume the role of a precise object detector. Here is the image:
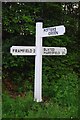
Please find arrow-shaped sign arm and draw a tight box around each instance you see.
[42,25,65,37]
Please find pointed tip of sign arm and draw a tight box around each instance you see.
[60,25,65,34]
[63,26,65,34]
[66,48,67,55]
[64,47,67,55]
[58,25,65,34]
[10,47,12,54]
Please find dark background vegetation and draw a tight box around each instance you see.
[2,2,80,118]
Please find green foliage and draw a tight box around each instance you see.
[2,91,33,118]
[53,72,78,106]
[2,2,35,35]
[2,91,78,118]
[42,63,78,104]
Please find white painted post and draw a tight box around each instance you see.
[34,22,43,102]
[10,20,66,102]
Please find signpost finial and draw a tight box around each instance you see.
[35,17,43,22]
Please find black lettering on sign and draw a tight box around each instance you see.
[48,31,58,35]
[44,48,47,52]
[33,49,35,53]
[29,49,32,53]
[20,49,25,52]
[44,28,48,32]
[44,48,55,53]
[44,51,52,54]
[54,51,60,54]
[25,49,34,53]
[52,52,55,54]
[13,49,17,52]
[25,49,29,53]
[14,49,24,53]
[50,48,55,51]
[48,28,58,35]
[62,51,65,55]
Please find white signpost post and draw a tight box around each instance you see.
[10,21,66,102]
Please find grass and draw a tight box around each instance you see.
[2,90,78,118]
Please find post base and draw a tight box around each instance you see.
[34,98,42,102]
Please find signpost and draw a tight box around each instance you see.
[10,46,67,56]
[10,21,67,102]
